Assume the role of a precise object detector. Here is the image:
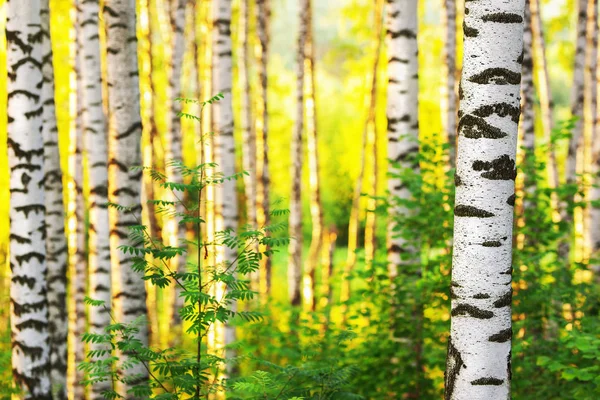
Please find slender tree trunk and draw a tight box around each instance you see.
[256,0,271,297]
[321,227,337,324]
[212,0,237,365]
[386,0,420,280]
[566,0,589,185]
[518,0,537,236]
[364,0,384,266]
[341,0,384,310]
[444,1,525,399]
[240,0,257,230]
[288,0,308,307]
[41,1,68,398]
[303,0,323,312]
[583,0,597,262]
[442,0,458,166]
[591,5,600,276]
[163,0,187,328]
[7,0,52,397]
[70,27,87,398]
[530,0,559,195]
[77,0,112,397]
[103,1,149,396]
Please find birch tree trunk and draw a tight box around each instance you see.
[530,0,559,195]
[288,0,308,307]
[164,0,187,328]
[41,1,68,397]
[591,6,600,275]
[256,0,272,296]
[304,0,323,312]
[444,1,525,399]
[364,0,384,266]
[386,0,420,279]
[341,0,385,310]
[77,0,112,397]
[442,0,458,166]
[103,0,149,396]
[212,0,238,360]
[518,0,537,232]
[70,26,87,399]
[7,0,52,397]
[240,0,257,230]
[566,0,589,185]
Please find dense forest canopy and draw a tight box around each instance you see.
[0,0,599,399]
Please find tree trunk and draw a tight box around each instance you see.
[41,1,68,397]
[240,0,257,230]
[70,28,87,398]
[256,0,271,297]
[444,1,525,398]
[164,0,187,328]
[212,0,237,368]
[341,0,384,311]
[7,0,53,397]
[518,0,537,240]
[591,2,600,276]
[386,0,420,280]
[583,0,597,263]
[304,0,323,312]
[77,0,112,397]
[288,0,308,307]
[364,0,384,266]
[566,0,589,185]
[103,0,149,396]
[386,1,421,395]
[442,0,458,166]
[530,0,559,196]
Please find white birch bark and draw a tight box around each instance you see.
[288,0,308,307]
[256,0,272,296]
[589,0,600,274]
[212,0,238,354]
[519,0,536,220]
[303,0,323,312]
[41,1,68,397]
[445,1,525,399]
[566,0,589,185]
[103,0,148,396]
[69,16,88,399]
[386,0,420,280]
[7,0,52,397]
[76,0,112,397]
[163,0,187,327]
[239,0,257,231]
[442,0,458,166]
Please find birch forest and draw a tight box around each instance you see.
[2,0,600,399]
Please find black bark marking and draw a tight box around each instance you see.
[482,241,502,247]
[455,174,463,186]
[16,252,45,265]
[11,299,47,317]
[471,377,504,386]
[481,13,523,23]
[444,338,465,400]
[507,194,516,206]
[454,205,495,218]
[494,290,512,308]
[463,21,479,37]
[458,114,508,139]
[451,303,494,319]
[473,293,490,299]
[12,275,36,289]
[15,204,45,218]
[468,68,521,85]
[489,328,512,343]
[389,29,417,39]
[9,234,31,244]
[471,103,521,123]
[472,155,517,180]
